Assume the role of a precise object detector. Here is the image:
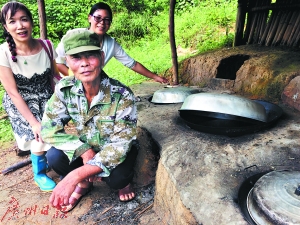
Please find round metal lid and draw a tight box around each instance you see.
[248,170,300,225]
[247,188,273,225]
[179,93,267,122]
[151,87,199,104]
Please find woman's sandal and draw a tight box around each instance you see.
[60,183,93,213]
[119,183,135,202]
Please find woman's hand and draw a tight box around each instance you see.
[154,76,169,84]
[31,121,43,142]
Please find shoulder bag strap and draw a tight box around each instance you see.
[45,39,54,60]
[38,39,56,90]
[38,38,52,60]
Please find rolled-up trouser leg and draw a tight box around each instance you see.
[46,147,83,177]
[46,145,138,189]
[103,144,138,190]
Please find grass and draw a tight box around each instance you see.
[0,1,237,147]
[105,2,236,85]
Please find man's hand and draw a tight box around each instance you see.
[81,149,96,164]
[49,175,77,209]
[86,176,102,182]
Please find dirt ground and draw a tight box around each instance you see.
[0,142,161,225]
[0,123,161,225]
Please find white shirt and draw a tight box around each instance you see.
[55,28,136,69]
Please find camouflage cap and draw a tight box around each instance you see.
[63,29,100,55]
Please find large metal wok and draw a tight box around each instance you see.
[179,97,283,137]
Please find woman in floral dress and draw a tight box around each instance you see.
[0,1,56,191]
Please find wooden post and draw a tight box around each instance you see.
[169,0,178,85]
[37,0,47,39]
[234,0,248,46]
[243,0,257,44]
[286,12,300,46]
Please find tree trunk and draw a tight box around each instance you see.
[169,0,178,85]
[37,0,47,39]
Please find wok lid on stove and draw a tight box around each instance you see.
[179,99,283,137]
[151,86,199,104]
[179,93,268,122]
[247,170,300,225]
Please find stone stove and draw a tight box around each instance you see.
[131,81,300,224]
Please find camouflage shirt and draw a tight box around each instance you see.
[41,72,137,177]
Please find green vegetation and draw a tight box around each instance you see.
[0,0,237,146]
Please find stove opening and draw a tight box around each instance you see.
[216,54,250,80]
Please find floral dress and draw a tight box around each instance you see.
[0,40,57,152]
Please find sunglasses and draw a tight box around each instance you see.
[91,15,111,25]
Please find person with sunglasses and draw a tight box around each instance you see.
[55,2,169,84]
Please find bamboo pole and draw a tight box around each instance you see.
[272,10,288,46]
[257,7,269,44]
[266,10,281,46]
[286,12,300,45]
[240,0,300,47]
[258,0,273,45]
[256,0,271,44]
[247,0,262,44]
[253,12,262,44]
[247,13,258,44]
[292,28,300,47]
[281,11,298,45]
[273,0,293,45]
[274,9,293,46]
[290,21,300,46]
[260,8,275,45]
[244,0,256,44]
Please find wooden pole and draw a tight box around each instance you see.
[281,11,298,45]
[266,10,281,46]
[273,10,292,46]
[272,11,287,46]
[1,158,32,175]
[169,0,178,85]
[260,8,275,45]
[37,0,47,39]
[286,12,300,45]
[234,0,248,46]
[247,13,258,44]
[258,0,271,44]
[244,0,257,44]
[290,19,300,46]
[257,10,268,44]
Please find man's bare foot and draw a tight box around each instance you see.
[60,181,93,213]
[119,183,135,202]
